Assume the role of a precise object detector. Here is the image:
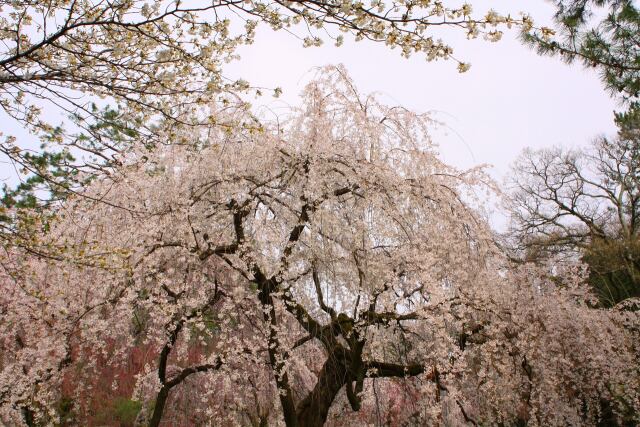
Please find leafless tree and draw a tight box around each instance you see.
[507,107,640,305]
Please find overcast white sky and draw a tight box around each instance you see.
[226,0,619,181]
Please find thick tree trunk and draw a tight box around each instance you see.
[148,386,170,427]
[22,407,35,427]
[295,350,348,427]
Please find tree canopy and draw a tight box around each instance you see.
[1,67,638,426]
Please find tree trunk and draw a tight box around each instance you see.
[148,386,170,427]
[22,407,35,427]
[295,350,348,427]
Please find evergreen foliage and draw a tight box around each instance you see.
[523,0,640,101]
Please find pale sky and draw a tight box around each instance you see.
[225,0,619,180]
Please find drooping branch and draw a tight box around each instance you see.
[165,358,224,389]
[312,266,337,319]
[363,361,428,378]
[360,310,421,326]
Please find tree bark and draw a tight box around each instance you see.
[148,386,170,427]
[295,349,349,427]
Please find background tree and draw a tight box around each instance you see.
[507,104,640,307]
[0,105,136,221]
[522,0,640,102]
